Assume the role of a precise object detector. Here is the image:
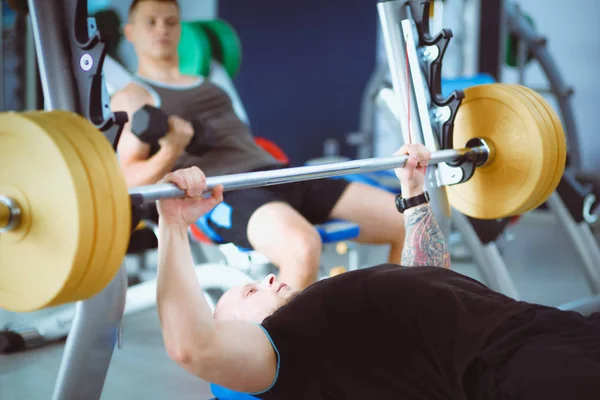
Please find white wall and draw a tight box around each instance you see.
[500,0,600,173]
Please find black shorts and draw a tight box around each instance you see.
[206,167,350,250]
[465,306,600,400]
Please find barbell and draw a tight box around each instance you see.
[129,145,488,205]
[0,83,566,312]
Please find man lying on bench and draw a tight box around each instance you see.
[155,143,600,400]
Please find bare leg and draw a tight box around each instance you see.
[329,183,405,263]
[247,202,323,290]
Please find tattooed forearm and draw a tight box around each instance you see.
[401,204,450,268]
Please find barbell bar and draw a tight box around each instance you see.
[129,143,490,206]
[0,143,489,230]
[0,196,20,233]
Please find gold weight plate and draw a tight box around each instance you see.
[37,112,115,305]
[0,112,95,312]
[504,84,557,215]
[518,86,567,208]
[492,85,550,216]
[24,112,100,306]
[27,114,97,307]
[447,84,548,219]
[64,112,132,296]
[507,84,558,213]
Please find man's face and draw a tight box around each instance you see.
[214,274,301,323]
[125,1,181,60]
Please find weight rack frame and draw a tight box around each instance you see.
[21,0,513,399]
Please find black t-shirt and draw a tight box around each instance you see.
[254,264,535,400]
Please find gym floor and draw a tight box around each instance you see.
[1,209,598,400]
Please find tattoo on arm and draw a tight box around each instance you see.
[401,205,450,268]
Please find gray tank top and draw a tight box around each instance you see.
[133,76,284,177]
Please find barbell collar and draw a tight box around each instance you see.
[129,144,490,206]
[0,196,22,233]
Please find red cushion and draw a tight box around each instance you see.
[255,136,289,164]
[189,223,213,244]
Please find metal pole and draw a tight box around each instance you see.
[26,1,127,399]
[0,0,4,111]
[376,0,416,146]
[516,36,527,85]
[505,1,581,173]
[129,146,488,205]
[400,17,436,150]
[25,17,38,110]
[452,211,519,299]
[1,145,487,231]
[347,62,391,159]
[546,192,600,294]
[51,266,128,400]
[377,1,437,150]
[376,1,454,241]
[0,195,21,233]
[463,0,481,77]
[27,0,77,111]
[431,0,445,35]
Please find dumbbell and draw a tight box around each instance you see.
[131,105,216,155]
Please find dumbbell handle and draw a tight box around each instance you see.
[129,144,490,205]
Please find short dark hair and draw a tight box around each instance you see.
[128,0,180,19]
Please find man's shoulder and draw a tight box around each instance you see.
[181,74,205,83]
[112,81,152,101]
[110,82,155,110]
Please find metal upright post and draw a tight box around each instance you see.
[546,193,600,294]
[348,63,391,159]
[452,212,519,299]
[27,0,77,111]
[505,1,580,173]
[25,17,38,110]
[516,35,528,85]
[51,268,128,399]
[27,0,127,399]
[1,0,4,111]
[377,0,451,239]
[377,1,428,147]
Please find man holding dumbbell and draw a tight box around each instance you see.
[111,0,406,290]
